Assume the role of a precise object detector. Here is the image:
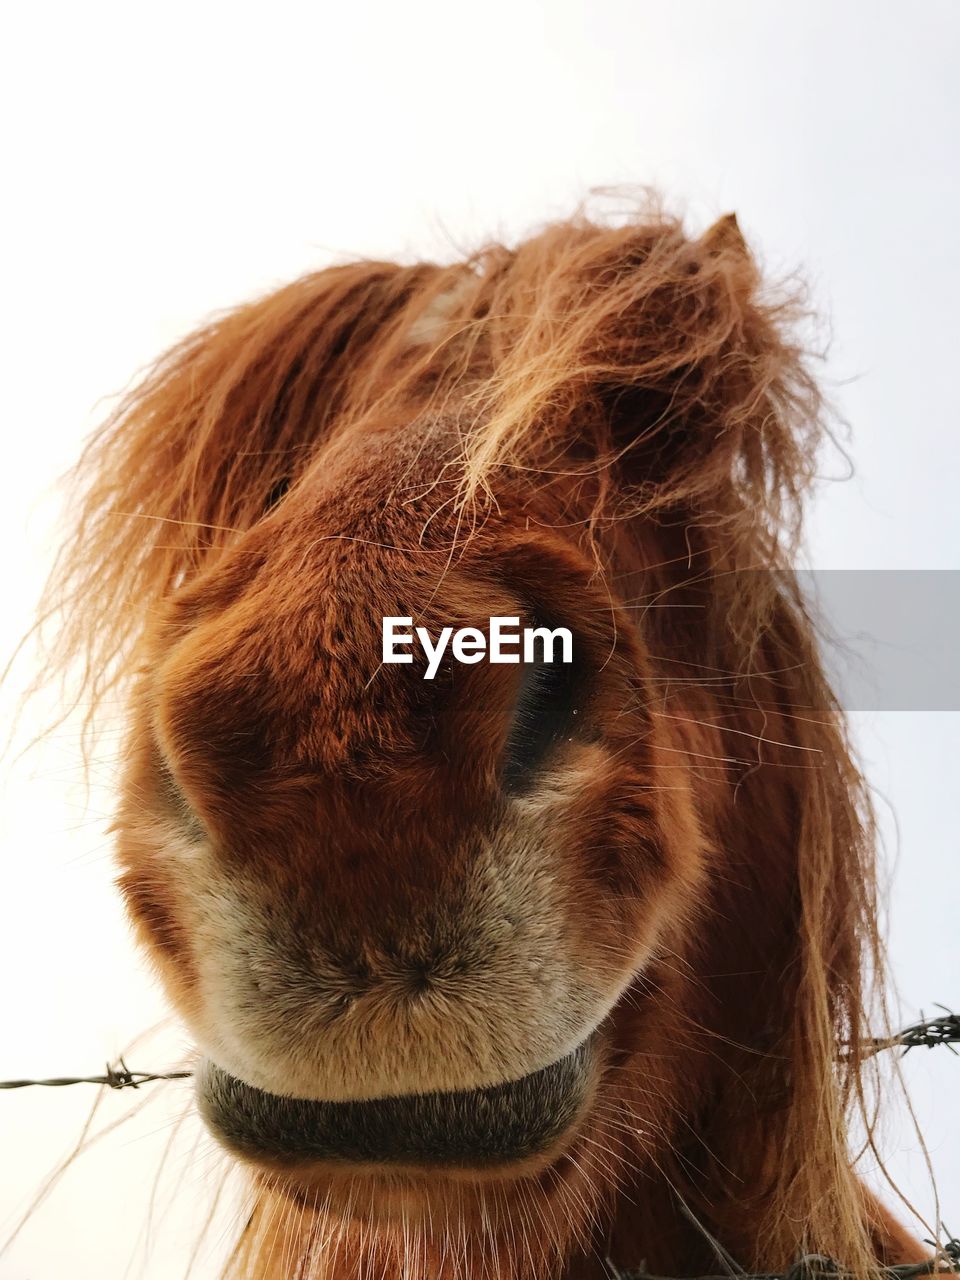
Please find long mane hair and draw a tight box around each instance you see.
[31,201,921,1279]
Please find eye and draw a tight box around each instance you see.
[501,630,583,793]
[264,476,291,513]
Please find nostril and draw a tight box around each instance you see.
[333,994,360,1017]
[406,965,434,998]
[319,947,452,1012]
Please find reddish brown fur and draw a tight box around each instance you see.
[39,205,925,1277]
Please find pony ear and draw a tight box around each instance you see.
[699,210,748,257]
[588,212,813,512]
[465,210,819,528]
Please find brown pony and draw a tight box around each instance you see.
[39,206,924,1278]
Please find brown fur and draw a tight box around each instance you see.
[38,204,925,1277]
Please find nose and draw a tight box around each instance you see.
[147,575,623,1115]
[196,1037,595,1171]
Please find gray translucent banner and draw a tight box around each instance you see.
[799,571,960,711]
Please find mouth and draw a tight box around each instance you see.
[196,1038,596,1171]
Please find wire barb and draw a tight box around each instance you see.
[2,1012,959,1280]
[864,1006,960,1057]
[2,1008,956,1092]
[0,1056,192,1091]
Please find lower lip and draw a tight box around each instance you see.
[196,1037,596,1170]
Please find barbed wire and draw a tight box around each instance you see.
[2,1009,957,1093]
[862,1007,960,1058]
[0,1056,192,1091]
[2,1011,958,1279]
[607,1239,960,1280]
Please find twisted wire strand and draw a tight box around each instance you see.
[0,1056,192,1090]
[2,1014,958,1278]
[607,1239,960,1280]
[2,1009,956,1092]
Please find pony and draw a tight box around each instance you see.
[37,204,926,1279]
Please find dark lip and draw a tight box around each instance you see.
[196,1038,595,1170]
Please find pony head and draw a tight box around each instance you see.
[43,207,919,1278]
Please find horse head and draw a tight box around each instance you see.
[47,209,919,1278]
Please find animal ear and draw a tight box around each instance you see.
[587,211,811,509]
[470,210,818,523]
[699,210,748,257]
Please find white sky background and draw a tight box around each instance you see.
[1,2,958,1275]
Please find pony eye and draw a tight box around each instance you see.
[264,477,291,512]
[501,643,582,793]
